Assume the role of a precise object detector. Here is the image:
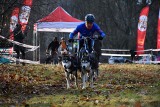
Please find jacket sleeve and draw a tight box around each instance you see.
[95,24,106,38]
[69,26,79,39]
[47,42,52,50]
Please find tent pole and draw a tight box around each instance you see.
[33,28,38,61]
[38,34,40,63]
[36,31,38,61]
[33,30,35,61]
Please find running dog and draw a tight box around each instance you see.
[80,52,94,89]
[81,51,98,89]
[61,55,78,89]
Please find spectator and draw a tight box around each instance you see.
[59,37,68,55]
[59,37,67,50]
[46,37,59,64]
[130,49,136,62]
[13,24,25,65]
[46,37,59,55]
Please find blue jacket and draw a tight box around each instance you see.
[69,22,106,39]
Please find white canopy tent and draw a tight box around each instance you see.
[37,22,82,32]
[33,6,83,61]
[35,6,83,32]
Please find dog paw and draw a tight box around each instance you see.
[82,87,86,89]
[90,85,94,89]
[67,86,70,89]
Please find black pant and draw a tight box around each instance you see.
[14,45,25,65]
[16,49,25,59]
[78,39,92,53]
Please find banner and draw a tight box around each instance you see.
[10,7,20,40]
[157,8,160,49]
[136,6,149,55]
[19,0,33,32]
[9,7,20,54]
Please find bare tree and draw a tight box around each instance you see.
[0,0,159,50]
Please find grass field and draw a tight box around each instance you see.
[0,64,160,107]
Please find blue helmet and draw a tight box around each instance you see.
[85,14,95,23]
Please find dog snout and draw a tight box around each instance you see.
[82,66,86,69]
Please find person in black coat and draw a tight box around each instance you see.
[130,49,136,62]
[45,37,59,64]
[13,24,25,65]
[46,37,59,55]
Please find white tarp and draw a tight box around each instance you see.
[37,22,83,32]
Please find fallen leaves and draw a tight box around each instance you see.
[0,64,159,106]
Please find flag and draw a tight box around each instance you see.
[136,6,149,55]
[10,7,20,40]
[19,0,33,32]
[157,8,160,49]
[9,7,20,54]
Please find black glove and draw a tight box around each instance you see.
[68,39,74,43]
[98,36,103,40]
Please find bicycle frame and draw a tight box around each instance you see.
[80,36,96,53]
